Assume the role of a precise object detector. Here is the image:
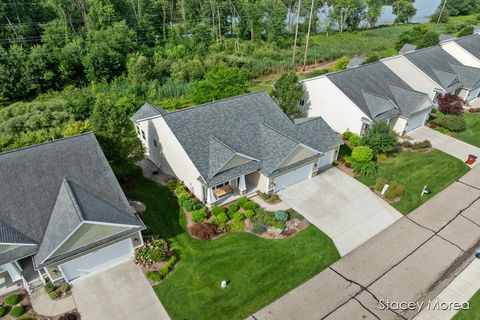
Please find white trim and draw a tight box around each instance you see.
[43,267,63,283]
[83,220,140,229]
[0,242,37,246]
[40,222,85,264]
[272,144,321,172]
[137,231,144,247]
[444,41,480,65]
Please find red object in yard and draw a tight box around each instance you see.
[466,154,477,165]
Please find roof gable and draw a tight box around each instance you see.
[361,91,399,120]
[131,103,168,122]
[449,64,480,89]
[278,145,318,169]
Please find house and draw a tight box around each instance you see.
[347,56,365,69]
[131,91,342,206]
[398,43,417,54]
[439,33,456,42]
[302,62,434,135]
[441,34,480,69]
[0,133,145,294]
[402,46,480,101]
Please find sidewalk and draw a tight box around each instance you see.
[414,259,480,320]
[30,288,76,316]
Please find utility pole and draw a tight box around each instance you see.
[303,0,315,71]
[437,0,447,25]
[292,0,302,65]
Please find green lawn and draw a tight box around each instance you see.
[453,289,480,320]
[452,113,480,148]
[122,169,340,320]
[356,150,470,214]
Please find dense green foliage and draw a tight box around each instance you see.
[360,121,398,154]
[122,168,340,319]
[395,25,439,50]
[270,72,304,118]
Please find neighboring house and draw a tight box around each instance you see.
[347,56,365,69]
[439,33,456,42]
[398,43,417,54]
[402,46,480,101]
[302,62,434,135]
[441,34,480,69]
[0,133,145,295]
[131,91,342,206]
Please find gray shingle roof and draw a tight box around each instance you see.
[0,223,36,245]
[449,64,480,89]
[455,34,480,60]
[404,46,480,91]
[347,56,365,68]
[138,92,341,188]
[0,245,37,266]
[440,34,456,42]
[0,133,143,267]
[399,43,417,54]
[131,103,168,122]
[326,62,432,120]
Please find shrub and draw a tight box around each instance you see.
[342,131,353,140]
[351,161,377,176]
[10,306,25,318]
[384,181,405,200]
[436,114,466,132]
[274,211,288,221]
[376,153,388,162]
[361,122,398,153]
[146,271,162,282]
[437,93,463,115]
[44,282,55,293]
[251,222,267,234]
[191,208,207,222]
[60,282,71,294]
[349,134,361,147]
[411,140,431,149]
[178,194,192,207]
[375,178,389,192]
[0,306,7,317]
[235,197,248,207]
[215,212,228,223]
[469,108,480,113]
[333,56,350,71]
[287,208,303,220]
[351,146,373,163]
[227,204,239,214]
[402,141,412,148]
[211,205,225,216]
[229,220,245,232]
[256,209,286,229]
[458,25,474,37]
[232,211,245,222]
[49,291,59,300]
[5,294,21,306]
[134,238,170,267]
[241,200,257,210]
[244,209,255,219]
[166,179,183,193]
[189,223,217,240]
[184,198,203,211]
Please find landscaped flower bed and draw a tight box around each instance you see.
[44,281,71,300]
[134,237,177,284]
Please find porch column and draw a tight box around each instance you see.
[238,175,246,195]
[206,187,216,205]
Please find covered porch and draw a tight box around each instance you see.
[205,171,260,206]
[0,261,28,297]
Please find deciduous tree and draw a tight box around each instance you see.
[270,72,304,119]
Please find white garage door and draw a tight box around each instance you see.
[275,163,312,192]
[318,149,336,169]
[60,238,134,282]
[405,112,429,133]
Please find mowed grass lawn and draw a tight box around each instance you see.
[356,150,470,214]
[122,169,340,320]
[453,289,480,320]
[452,113,480,147]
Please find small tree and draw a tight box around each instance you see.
[360,121,398,154]
[333,56,351,71]
[351,146,373,163]
[437,93,463,115]
[392,0,417,24]
[270,72,304,119]
[458,25,474,37]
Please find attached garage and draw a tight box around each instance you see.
[274,163,313,192]
[467,87,480,101]
[59,238,134,282]
[318,149,336,169]
[404,112,429,133]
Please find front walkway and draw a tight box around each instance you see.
[31,288,76,316]
[408,126,480,167]
[414,259,480,320]
[277,168,402,256]
[73,261,170,320]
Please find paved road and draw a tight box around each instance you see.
[278,168,402,256]
[252,165,480,320]
[408,127,480,166]
[73,260,170,320]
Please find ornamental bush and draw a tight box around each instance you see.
[189,223,217,240]
[44,282,55,293]
[436,114,466,132]
[10,306,25,318]
[227,204,239,214]
[244,209,255,219]
[134,238,170,267]
[351,161,377,176]
[251,222,267,234]
[0,307,6,317]
[49,291,59,300]
[211,205,225,216]
[411,140,432,149]
[60,282,70,294]
[351,146,373,163]
[384,181,405,200]
[274,210,288,221]
[361,122,398,153]
[437,93,463,115]
[215,212,228,223]
[241,200,257,210]
[232,211,245,222]
[375,178,389,192]
[5,294,21,306]
[235,197,248,207]
[349,134,361,147]
[342,131,353,140]
[191,208,207,222]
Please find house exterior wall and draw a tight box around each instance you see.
[390,116,407,134]
[459,89,469,100]
[139,116,205,200]
[44,231,142,283]
[382,56,440,100]
[279,146,317,168]
[302,77,370,134]
[258,173,269,194]
[441,42,480,68]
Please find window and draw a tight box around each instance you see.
[153,139,157,148]
[212,181,229,190]
[141,130,145,139]
[136,125,140,134]
[299,99,305,107]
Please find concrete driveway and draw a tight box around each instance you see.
[72,260,170,320]
[408,126,480,166]
[278,168,402,256]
